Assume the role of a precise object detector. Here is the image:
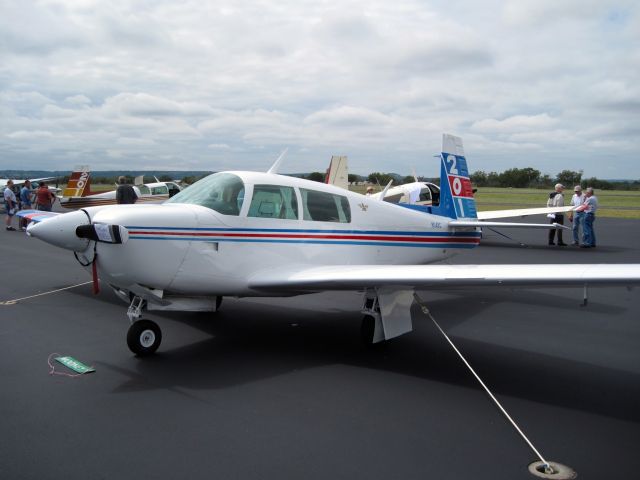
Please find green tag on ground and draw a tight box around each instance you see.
[54,356,95,374]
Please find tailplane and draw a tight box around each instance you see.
[62,166,91,197]
[432,134,477,219]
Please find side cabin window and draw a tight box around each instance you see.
[300,188,351,223]
[165,172,245,216]
[151,185,169,196]
[248,185,298,219]
[137,185,151,195]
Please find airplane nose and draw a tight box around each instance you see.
[27,210,92,252]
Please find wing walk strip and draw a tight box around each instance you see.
[126,227,482,248]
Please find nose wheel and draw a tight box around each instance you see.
[127,319,162,356]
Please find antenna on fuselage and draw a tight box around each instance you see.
[267,148,288,174]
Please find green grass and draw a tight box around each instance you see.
[474,187,640,219]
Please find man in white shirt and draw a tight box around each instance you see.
[3,179,17,231]
[568,185,584,246]
[546,183,567,246]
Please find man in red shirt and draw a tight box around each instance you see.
[35,182,56,211]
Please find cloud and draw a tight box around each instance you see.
[0,0,639,177]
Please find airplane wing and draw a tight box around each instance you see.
[477,206,575,220]
[16,209,61,223]
[249,263,640,293]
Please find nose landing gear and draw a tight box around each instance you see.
[126,295,162,356]
[127,319,162,356]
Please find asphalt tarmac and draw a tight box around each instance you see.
[1,217,639,479]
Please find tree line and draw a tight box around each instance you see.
[303,168,640,191]
[469,168,640,190]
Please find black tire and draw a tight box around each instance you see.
[216,296,223,310]
[361,315,376,346]
[127,319,162,356]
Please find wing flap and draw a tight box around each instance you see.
[249,264,640,292]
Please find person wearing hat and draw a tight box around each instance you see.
[365,186,374,196]
[568,185,585,246]
[576,187,598,248]
[546,183,567,246]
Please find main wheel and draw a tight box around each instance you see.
[127,319,162,356]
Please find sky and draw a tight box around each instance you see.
[1,0,639,179]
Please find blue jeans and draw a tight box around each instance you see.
[572,212,584,244]
[583,213,596,247]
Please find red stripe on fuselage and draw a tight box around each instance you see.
[128,231,480,243]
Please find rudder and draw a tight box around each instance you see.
[433,134,477,219]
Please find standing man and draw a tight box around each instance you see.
[19,179,33,231]
[4,180,17,231]
[547,183,567,246]
[579,187,598,248]
[116,176,138,204]
[568,185,584,246]
[35,182,56,211]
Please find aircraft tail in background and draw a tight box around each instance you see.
[62,166,91,198]
[325,155,348,190]
[432,134,477,220]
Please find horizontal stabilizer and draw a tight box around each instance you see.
[477,206,575,220]
[450,220,570,230]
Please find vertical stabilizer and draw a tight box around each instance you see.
[432,134,477,219]
[62,166,92,197]
[325,155,349,190]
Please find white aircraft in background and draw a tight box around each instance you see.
[58,166,183,209]
[1,176,58,191]
[1,176,60,212]
[18,134,640,356]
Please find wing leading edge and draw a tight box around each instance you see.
[249,264,640,293]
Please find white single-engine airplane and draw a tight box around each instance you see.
[19,134,640,356]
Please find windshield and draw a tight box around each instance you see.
[166,173,245,216]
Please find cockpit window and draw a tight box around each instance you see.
[300,188,351,223]
[248,185,298,219]
[166,173,245,216]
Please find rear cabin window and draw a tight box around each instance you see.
[137,185,150,195]
[248,185,298,219]
[300,188,351,223]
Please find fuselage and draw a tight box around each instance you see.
[30,171,480,296]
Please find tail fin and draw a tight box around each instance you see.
[62,166,91,197]
[325,155,349,190]
[433,134,477,219]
